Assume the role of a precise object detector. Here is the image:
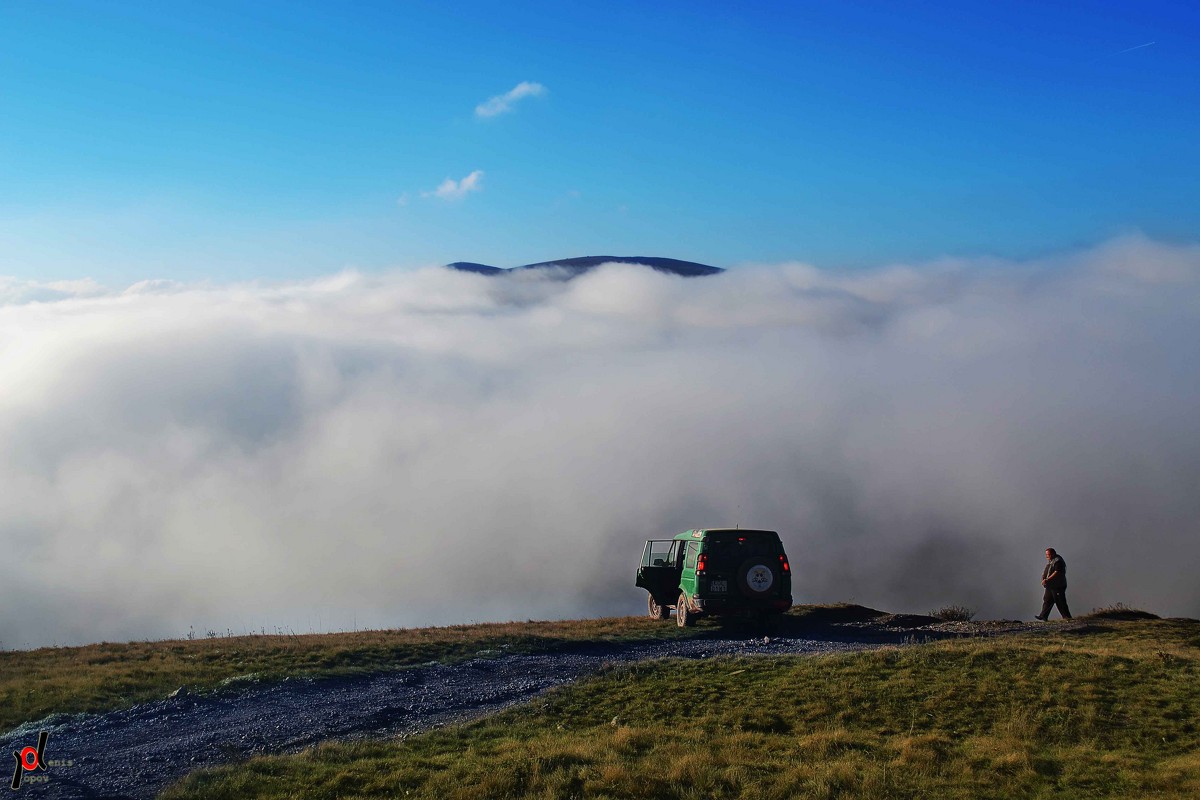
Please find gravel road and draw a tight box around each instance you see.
[2,620,1040,799]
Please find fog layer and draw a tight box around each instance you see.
[3,237,1198,647]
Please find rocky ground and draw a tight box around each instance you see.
[2,613,1068,799]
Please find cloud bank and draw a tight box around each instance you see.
[423,170,484,201]
[2,236,1199,648]
[474,81,546,118]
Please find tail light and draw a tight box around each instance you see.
[779,554,790,573]
[697,554,707,575]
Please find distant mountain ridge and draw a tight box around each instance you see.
[446,255,724,278]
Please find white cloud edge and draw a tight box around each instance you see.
[474,81,547,118]
[421,170,485,201]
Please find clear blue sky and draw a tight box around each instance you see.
[1,0,1197,282]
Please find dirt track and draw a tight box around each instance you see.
[2,617,1046,799]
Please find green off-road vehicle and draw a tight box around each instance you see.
[635,528,793,627]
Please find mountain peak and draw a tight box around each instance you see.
[446,256,723,278]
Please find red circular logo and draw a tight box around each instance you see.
[19,746,40,771]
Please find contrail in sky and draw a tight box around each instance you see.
[1115,41,1156,55]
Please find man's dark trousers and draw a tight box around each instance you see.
[1040,588,1071,619]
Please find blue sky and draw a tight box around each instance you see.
[1,0,1197,283]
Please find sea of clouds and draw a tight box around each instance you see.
[2,235,1198,647]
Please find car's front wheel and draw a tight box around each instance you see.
[647,592,669,620]
[676,592,695,627]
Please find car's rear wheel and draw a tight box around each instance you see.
[676,592,695,627]
[647,592,669,620]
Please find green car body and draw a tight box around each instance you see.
[635,528,793,627]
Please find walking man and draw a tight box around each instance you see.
[1036,547,1072,620]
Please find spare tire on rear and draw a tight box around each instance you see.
[737,559,777,598]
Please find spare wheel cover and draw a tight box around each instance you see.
[738,559,776,596]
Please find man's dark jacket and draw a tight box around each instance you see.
[1043,555,1067,589]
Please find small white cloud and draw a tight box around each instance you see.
[396,192,411,207]
[423,170,485,201]
[475,81,547,118]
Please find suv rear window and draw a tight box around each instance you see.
[704,532,779,566]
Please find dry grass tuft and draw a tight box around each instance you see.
[931,604,976,621]
[1085,603,1160,620]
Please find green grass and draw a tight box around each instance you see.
[0,603,897,734]
[0,616,694,733]
[162,618,1200,800]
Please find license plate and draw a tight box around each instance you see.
[710,580,727,592]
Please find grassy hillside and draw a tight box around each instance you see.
[0,616,692,733]
[0,603,896,734]
[163,618,1200,800]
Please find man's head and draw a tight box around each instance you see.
[1045,548,1057,560]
